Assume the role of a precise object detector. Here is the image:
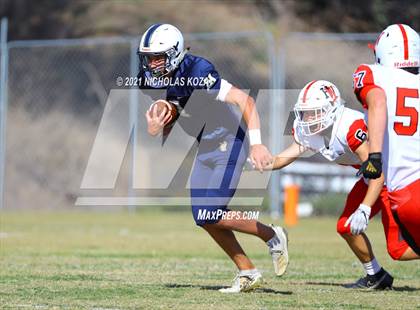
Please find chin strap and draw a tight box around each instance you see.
[173,48,190,69]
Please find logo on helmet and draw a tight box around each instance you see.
[321,86,338,102]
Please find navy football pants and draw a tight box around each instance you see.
[191,135,247,226]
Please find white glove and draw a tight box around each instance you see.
[344,204,371,235]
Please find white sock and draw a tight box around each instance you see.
[239,268,259,277]
[363,258,381,276]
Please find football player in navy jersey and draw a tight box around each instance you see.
[138,23,288,293]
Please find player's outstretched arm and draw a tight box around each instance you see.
[265,141,306,171]
[224,86,273,172]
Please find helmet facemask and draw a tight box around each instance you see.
[294,98,343,136]
[138,45,185,78]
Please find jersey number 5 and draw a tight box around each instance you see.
[394,87,419,136]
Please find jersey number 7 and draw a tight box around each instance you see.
[394,87,419,136]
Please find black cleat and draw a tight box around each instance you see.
[344,268,393,290]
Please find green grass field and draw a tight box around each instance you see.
[1,210,419,309]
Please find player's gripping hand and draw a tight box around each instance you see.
[145,104,173,136]
[357,152,382,179]
[344,204,371,235]
[250,144,273,173]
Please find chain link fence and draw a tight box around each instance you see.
[0,21,395,215]
[0,27,276,211]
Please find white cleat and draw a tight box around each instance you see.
[268,225,289,276]
[219,272,263,293]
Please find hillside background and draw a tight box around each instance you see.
[1,0,419,40]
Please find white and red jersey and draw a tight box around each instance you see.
[293,107,367,167]
[353,64,420,192]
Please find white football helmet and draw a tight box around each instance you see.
[294,80,344,136]
[373,24,419,68]
[138,23,187,77]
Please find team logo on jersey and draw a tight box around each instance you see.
[204,73,217,90]
[219,141,228,152]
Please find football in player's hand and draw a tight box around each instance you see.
[150,99,178,126]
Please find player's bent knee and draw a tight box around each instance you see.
[387,245,406,260]
[336,218,350,235]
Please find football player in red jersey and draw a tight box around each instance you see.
[352,24,420,261]
[265,80,417,289]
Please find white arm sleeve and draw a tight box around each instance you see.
[216,79,233,102]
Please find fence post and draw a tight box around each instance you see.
[266,32,281,219]
[128,38,139,213]
[0,17,8,210]
[275,43,287,219]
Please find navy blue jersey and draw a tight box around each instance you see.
[138,54,245,142]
